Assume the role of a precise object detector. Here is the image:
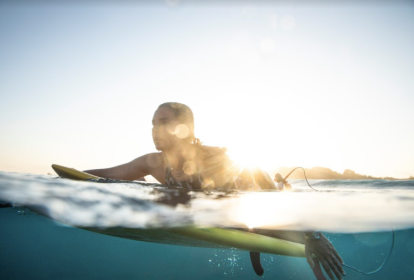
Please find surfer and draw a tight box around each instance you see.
[85,102,275,191]
[85,102,345,280]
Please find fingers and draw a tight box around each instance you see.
[326,256,344,280]
[328,243,345,276]
[319,259,335,280]
[318,249,345,280]
[306,241,345,279]
[333,249,344,266]
[331,252,345,276]
[305,247,315,269]
[305,234,346,280]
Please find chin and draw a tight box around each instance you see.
[154,142,166,151]
[154,145,162,151]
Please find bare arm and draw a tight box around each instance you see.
[84,153,161,181]
[253,169,277,190]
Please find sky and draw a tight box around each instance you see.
[0,0,413,179]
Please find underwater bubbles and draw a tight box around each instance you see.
[209,249,242,276]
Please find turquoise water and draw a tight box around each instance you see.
[1,172,414,279]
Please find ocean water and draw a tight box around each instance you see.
[1,171,414,280]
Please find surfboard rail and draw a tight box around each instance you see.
[51,164,306,258]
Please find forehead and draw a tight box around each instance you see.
[152,106,176,122]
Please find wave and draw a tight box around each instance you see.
[289,179,414,190]
[1,171,414,233]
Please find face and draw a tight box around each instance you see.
[152,106,182,151]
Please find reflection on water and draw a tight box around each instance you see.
[1,171,414,232]
[1,171,414,279]
[1,206,413,280]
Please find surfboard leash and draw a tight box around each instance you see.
[284,167,396,276]
[342,229,395,275]
[283,167,319,191]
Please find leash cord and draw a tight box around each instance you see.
[284,167,395,275]
[342,229,395,274]
[283,167,319,191]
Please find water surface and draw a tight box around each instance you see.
[1,172,414,279]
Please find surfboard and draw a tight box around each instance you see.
[51,164,306,258]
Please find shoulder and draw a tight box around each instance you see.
[196,145,227,160]
[130,153,165,171]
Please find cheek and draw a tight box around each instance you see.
[163,127,175,138]
[153,125,168,136]
[157,128,177,143]
[166,123,178,135]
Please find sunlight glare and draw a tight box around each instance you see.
[236,193,292,229]
[227,149,261,170]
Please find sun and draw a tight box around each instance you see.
[226,148,263,170]
[224,137,283,173]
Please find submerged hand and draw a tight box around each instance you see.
[305,233,346,280]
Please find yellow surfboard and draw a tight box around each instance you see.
[51,164,306,258]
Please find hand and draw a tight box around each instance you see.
[305,233,346,280]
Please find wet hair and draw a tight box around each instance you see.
[157,102,201,145]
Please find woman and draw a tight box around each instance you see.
[85,102,275,191]
[85,102,345,280]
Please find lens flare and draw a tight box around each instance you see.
[174,124,190,139]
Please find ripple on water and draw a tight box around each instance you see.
[1,171,414,233]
